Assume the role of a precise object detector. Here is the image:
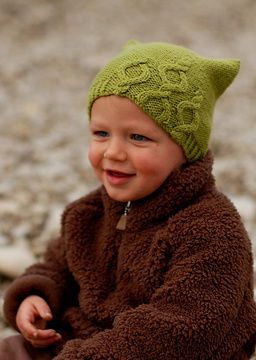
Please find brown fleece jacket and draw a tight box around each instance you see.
[4,152,256,359]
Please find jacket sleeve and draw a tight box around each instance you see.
[3,190,102,332]
[53,224,252,360]
[3,235,75,331]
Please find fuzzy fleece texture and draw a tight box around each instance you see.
[3,152,256,359]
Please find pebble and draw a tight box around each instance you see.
[0,245,36,278]
[230,194,256,223]
[0,235,9,246]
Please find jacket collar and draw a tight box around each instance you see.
[101,151,215,232]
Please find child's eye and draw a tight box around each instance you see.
[131,134,150,141]
[93,130,109,138]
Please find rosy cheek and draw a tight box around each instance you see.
[135,156,157,175]
[88,145,99,168]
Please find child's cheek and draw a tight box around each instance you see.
[88,147,103,183]
[135,154,160,175]
[88,145,99,168]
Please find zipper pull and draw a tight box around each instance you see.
[116,201,131,230]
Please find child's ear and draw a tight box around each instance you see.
[206,58,240,98]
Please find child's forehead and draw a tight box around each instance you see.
[91,95,140,113]
[91,95,162,131]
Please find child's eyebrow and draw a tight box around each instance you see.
[127,123,160,134]
[89,119,108,127]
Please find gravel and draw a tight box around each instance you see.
[0,0,256,351]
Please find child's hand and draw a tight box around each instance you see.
[16,295,62,348]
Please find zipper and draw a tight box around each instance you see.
[116,201,131,230]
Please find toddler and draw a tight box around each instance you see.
[1,41,256,359]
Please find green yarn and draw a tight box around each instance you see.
[87,41,240,162]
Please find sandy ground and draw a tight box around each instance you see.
[0,0,256,353]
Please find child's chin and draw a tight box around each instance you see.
[105,188,133,203]
[108,193,131,202]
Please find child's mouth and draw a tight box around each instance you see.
[108,170,131,177]
[105,169,135,185]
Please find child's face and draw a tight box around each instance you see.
[88,95,186,202]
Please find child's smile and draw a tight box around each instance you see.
[104,169,136,186]
[88,95,186,202]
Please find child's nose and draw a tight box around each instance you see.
[103,139,127,161]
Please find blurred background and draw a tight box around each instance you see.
[0,0,256,339]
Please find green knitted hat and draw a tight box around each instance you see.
[87,41,240,162]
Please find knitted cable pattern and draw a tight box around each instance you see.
[87,41,240,162]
